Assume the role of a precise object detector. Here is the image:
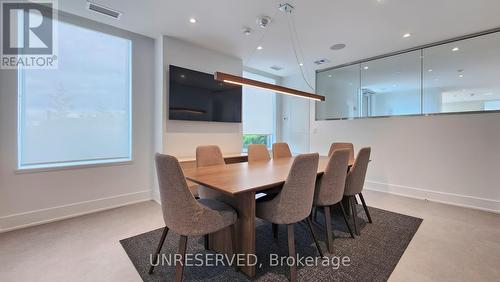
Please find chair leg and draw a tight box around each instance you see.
[350,196,360,236]
[204,234,209,250]
[148,226,169,274]
[175,235,188,282]
[323,206,335,254]
[287,224,297,282]
[272,223,279,240]
[306,217,324,258]
[339,202,355,239]
[359,193,373,223]
[313,207,318,224]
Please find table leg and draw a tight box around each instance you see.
[235,191,256,277]
[206,191,256,277]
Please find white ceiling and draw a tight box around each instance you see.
[59,0,500,77]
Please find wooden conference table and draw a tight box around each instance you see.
[184,156,352,277]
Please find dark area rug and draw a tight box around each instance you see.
[120,206,422,281]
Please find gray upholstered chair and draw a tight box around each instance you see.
[328,142,355,164]
[247,144,271,163]
[344,147,372,235]
[256,153,323,282]
[313,149,354,253]
[196,145,230,202]
[150,154,238,281]
[272,142,292,159]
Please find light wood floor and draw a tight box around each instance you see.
[0,190,499,282]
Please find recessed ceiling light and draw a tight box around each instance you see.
[403,33,411,38]
[257,46,263,50]
[299,63,304,66]
[452,47,459,52]
[330,43,346,51]
[363,66,369,70]
[328,74,332,78]
[180,74,186,78]
[428,69,433,72]
[189,17,197,23]
[459,74,464,78]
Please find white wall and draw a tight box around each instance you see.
[278,73,311,153]
[310,111,500,213]
[161,36,243,158]
[0,16,156,232]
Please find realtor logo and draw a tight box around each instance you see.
[1,0,58,69]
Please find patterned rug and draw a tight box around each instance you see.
[120,205,422,281]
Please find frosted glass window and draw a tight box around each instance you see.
[18,20,132,169]
[242,71,276,149]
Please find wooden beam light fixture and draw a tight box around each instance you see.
[214,72,325,101]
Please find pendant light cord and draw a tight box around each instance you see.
[246,2,315,92]
[285,10,315,91]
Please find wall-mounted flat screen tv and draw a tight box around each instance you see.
[169,65,242,123]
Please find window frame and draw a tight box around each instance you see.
[16,16,133,171]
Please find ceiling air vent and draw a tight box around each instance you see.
[270,65,283,71]
[87,1,122,19]
[314,58,330,65]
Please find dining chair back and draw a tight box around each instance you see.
[247,144,271,163]
[196,145,225,167]
[343,147,372,236]
[344,147,371,196]
[272,142,292,159]
[196,145,230,201]
[151,153,238,281]
[255,153,323,281]
[314,149,350,206]
[328,142,355,164]
[258,153,319,224]
[312,149,354,251]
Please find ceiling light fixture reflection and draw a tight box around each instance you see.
[403,33,411,38]
[189,18,197,23]
[363,66,369,70]
[256,46,263,50]
[215,72,325,101]
[452,47,459,52]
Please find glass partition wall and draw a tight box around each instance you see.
[316,29,500,120]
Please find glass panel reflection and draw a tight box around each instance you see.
[360,51,421,117]
[423,32,500,113]
[316,64,360,120]
[316,30,500,120]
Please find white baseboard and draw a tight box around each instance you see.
[0,190,152,233]
[365,181,500,214]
